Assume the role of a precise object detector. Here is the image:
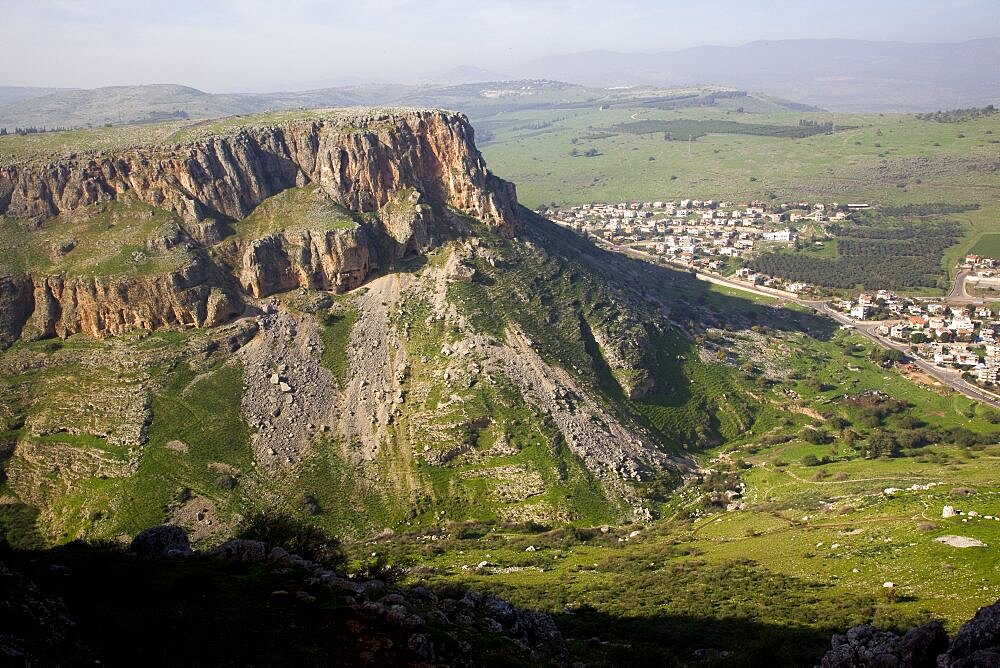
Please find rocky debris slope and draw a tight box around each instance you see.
[337,273,411,459]
[821,599,1000,667]
[487,326,682,518]
[239,303,338,468]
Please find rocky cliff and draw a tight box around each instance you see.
[0,109,520,342]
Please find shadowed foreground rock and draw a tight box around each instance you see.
[1,525,568,665]
[821,600,1000,667]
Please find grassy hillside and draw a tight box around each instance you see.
[0,197,196,278]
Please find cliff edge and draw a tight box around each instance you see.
[0,109,520,342]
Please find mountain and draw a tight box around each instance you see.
[3,102,999,665]
[519,38,1000,112]
[0,107,752,547]
[0,86,74,108]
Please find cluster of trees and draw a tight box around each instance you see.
[608,118,837,141]
[859,425,990,459]
[915,105,996,123]
[0,126,71,136]
[749,218,961,290]
[748,253,944,290]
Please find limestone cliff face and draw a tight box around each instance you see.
[0,109,520,343]
[236,228,375,298]
[0,110,519,232]
[20,255,242,340]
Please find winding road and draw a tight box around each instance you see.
[946,269,980,304]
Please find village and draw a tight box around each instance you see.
[543,200,1000,396]
[542,198,856,294]
[830,288,1000,387]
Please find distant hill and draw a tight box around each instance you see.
[0,86,73,108]
[0,80,814,132]
[519,38,1000,112]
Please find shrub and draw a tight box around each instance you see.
[215,474,237,490]
[238,512,345,569]
[350,553,406,585]
[802,429,832,445]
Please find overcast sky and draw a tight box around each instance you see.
[2,0,998,92]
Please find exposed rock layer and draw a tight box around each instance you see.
[0,110,519,342]
[1,110,518,231]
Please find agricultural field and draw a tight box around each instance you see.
[969,232,1000,259]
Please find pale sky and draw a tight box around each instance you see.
[2,0,998,91]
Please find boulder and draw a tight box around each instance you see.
[823,601,1000,667]
[938,600,1000,667]
[935,535,987,549]
[821,621,947,668]
[209,539,267,562]
[129,525,191,557]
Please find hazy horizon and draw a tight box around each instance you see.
[2,0,999,93]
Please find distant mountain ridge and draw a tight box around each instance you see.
[0,81,808,132]
[518,38,1000,112]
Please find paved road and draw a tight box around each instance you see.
[947,269,983,304]
[587,235,1000,408]
[798,301,1000,408]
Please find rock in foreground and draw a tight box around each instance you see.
[821,600,1000,667]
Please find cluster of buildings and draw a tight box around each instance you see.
[545,198,872,295]
[963,254,1000,292]
[546,199,850,262]
[548,199,1000,389]
[835,294,1000,384]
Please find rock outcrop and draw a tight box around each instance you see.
[821,599,1000,667]
[0,109,520,343]
[0,110,518,232]
[21,255,242,340]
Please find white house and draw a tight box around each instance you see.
[762,229,796,243]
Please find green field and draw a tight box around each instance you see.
[969,233,1000,259]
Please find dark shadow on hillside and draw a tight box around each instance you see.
[520,207,839,342]
[554,607,835,667]
[0,538,845,667]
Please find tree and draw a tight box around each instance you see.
[867,430,900,459]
